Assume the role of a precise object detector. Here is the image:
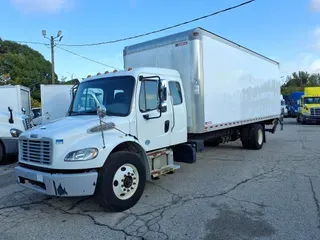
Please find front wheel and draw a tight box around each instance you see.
[95,151,146,212]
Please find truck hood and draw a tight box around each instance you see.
[22,115,130,139]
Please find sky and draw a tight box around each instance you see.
[1,0,320,82]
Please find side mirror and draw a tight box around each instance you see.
[97,104,107,119]
[21,107,26,114]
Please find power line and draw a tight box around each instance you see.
[55,46,118,70]
[57,0,256,47]
[6,40,47,45]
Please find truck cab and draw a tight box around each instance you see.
[297,87,320,123]
[0,107,32,162]
[15,67,186,212]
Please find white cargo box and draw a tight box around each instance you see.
[0,85,31,116]
[40,84,74,124]
[124,27,281,134]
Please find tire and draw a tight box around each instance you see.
[240,126,251,149]
[248,124,264,150]
[95,151,146,212]
[204,138,220,147]
[0,142,5,164]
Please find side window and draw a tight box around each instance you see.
[169,81,183,105]
[139,80,159,112]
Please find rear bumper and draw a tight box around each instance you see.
[14,166,98,197]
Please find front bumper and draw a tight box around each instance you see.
[301,115,320,122]
[15,166,98,197]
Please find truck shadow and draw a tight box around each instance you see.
[0,155,18,166]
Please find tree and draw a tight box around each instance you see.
[281,71,320,94]
[0,40,57,101]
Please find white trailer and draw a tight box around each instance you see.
[0,85,32,162]
[38,84,75,125]
[14,27,283,212]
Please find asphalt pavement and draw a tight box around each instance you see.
[0,118,319,240]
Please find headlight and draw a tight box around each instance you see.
[10,128,22,137]
[64,148,99,162]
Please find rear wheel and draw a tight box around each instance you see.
[241,124,264,150]
[248,124,264,150]
[95,151,146,212]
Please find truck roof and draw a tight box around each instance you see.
[123,27,279,66]
[83,67,181,82]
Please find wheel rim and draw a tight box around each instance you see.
[257,129,263,145]
[112,163,139,200]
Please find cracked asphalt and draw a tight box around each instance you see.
[0,118,320,240]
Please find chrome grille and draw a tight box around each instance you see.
[22,117,32,130]
[310,108,320,116]
[20,138,53,165]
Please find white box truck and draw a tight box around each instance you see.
[14,27,282,212]
[0,85,32,162]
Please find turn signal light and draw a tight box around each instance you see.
[97,72,101,75]
[87,75,91,78]
[105,71,109,74]
[113,69,118,73]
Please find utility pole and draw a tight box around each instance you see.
[42,30,63,84]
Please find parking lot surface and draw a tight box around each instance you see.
[0,119,319,240]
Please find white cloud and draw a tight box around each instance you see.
[310,0,320,12]
[280,53,320,77]
[10,0,73,14]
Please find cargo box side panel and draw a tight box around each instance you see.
[124,42,195,129]
[0,86,19,114]
[202,35,280,129]
[41,85,73,124]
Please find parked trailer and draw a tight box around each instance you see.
[14,27,283,212]
[39,84,75,125]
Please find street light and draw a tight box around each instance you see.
[42,30,63,84]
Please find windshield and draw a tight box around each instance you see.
[32,108,41,117]
[304,97,320,104]
[69,76,135,116]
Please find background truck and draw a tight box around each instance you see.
[14,27,282,212]
[281,95,288,118]
[0,85,32,162]
[288,91,304,117]
[297,87,320,124]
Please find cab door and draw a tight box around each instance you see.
[136,76,172,152]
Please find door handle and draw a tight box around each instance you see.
[164,120,170,133]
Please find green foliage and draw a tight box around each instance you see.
[281,71,320,94]
[31,97,41,108]
[0,39,57,101]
